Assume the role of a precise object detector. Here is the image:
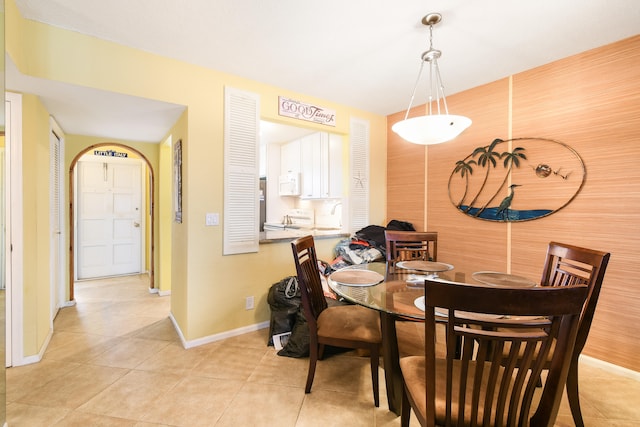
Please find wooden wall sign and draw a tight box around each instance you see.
[448,138,586,222]
[278,96,336,126]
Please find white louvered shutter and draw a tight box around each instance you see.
[51,130,62,235]
[223,87,260,254]
[349,118,370,233]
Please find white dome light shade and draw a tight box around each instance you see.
[392,114,472,145]
[394,13,472,145]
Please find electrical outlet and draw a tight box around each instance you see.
[245,296,254,310]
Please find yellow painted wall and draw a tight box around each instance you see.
[6,0,387,347]
[158,138,172,293]
[19,93,51,356]
[159,109,188,297]
[157,137,172,294]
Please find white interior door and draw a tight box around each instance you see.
[76,156,144,280]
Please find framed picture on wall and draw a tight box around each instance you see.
[174,139,183,223]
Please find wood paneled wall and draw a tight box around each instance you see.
[387,108,427,231]
[386,35,640,372]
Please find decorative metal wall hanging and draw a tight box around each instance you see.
[448,138,586,222]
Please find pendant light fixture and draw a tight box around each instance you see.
[392,13,471,145]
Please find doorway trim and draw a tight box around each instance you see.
[69,143,155,302]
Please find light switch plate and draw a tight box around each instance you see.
[205,213,219,226]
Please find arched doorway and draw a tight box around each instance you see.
[68,143,155,302]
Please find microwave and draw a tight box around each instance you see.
[278,173,301,196]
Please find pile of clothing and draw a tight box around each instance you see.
[329,220,415,270]
[268,220,416,357]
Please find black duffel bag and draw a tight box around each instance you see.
[266,276,301,346]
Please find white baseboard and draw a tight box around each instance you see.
[580,354,640,380]
[12,327,53,367]
[158,289,171,297]
[167,313,269,349]
[168,312,187,346]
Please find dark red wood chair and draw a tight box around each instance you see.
[400,279,587,427]
[535,241,610,427]
[385,230,439,359]
[291,235,382,406]
[385,230,438,273]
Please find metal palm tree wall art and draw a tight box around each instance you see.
[447,138,586,222]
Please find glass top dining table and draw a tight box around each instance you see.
[326,261,537,414]
[328,262,537,316]
[328,261,463,319]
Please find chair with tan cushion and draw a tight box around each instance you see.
[400,279,587,427]
[534,241,610,427]
[385,230,440,358]
[291,235,382,406]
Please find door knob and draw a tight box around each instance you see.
[133,222,140,227]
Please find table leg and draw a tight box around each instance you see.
[380,311,403,415]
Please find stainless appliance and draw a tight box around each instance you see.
[259,177,266,232]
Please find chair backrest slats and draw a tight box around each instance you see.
[424,280,587,427]
[540,241,610,355]
[385,230,438,272]
[291,235,328,332]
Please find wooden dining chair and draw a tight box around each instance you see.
[400,279,588,427]
[385,230,438,273]
[536,241,610,427]
[291,235,382,406]
[385,230,440,358]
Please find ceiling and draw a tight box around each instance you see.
[8,0,640,143]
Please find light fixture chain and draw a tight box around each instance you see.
[433,60,449,115]
[402,60,426,121]
[429,60,435,115]
[429,23,434,50]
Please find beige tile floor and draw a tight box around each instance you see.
[6,274,640,426]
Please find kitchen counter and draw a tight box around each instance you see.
[262,207,347,243]
[260,228,349,243]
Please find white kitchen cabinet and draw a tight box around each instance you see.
[280,139,300,175]
[328,133,343,199]
[300,133,322,198]
[278,131,342,199]
[300,132,342,199]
